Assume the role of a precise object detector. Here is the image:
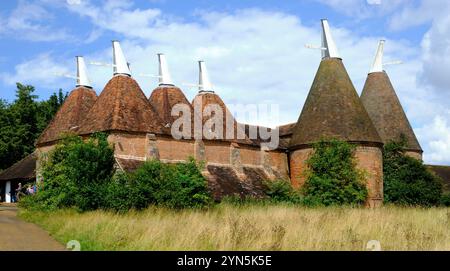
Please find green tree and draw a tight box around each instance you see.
[0,99,17,169]
[23,133,115,211]
[0,84,38,169]
[10,83,39,155]
[0,84,66,170]
[301,139,368,206]
[36,89,67,132]
[383,139,443,206]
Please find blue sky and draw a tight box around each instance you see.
[0,0,449,165]
[0,0,429,79]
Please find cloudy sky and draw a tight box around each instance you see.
[0,0,449,165]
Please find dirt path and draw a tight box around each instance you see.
[0,205,65,251]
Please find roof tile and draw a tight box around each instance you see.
[78,75,168,135]
[361,71,422,152]
[290,58,382,148]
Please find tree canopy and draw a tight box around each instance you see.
[0,83,67,170]
[383,137,443,206]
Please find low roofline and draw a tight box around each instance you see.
[289,140,384,151]
[0,152,36,181]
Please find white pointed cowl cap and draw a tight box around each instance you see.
[198,60,213,92]
[321,19,340,59]
[157,53,174,86]
[76,56,92,88]
[369,40,385,74]
[112,40,131,76]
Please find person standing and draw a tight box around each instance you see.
[9,189,15,203]
[15,183,22,202]
[27,185,34,195]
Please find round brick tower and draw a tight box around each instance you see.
[361,40,423,160]
[288,20,384,207]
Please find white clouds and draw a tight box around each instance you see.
[385,1,450,97]
[417,115,450,164]
[0,53,72,91]
[420,20,450,97]
[314,0,410,19]
[388,0,443,31]
[66,4,419,128]
[316,0,370,17]
[66,0,161,39]
[84,28,104,44]
[318,0,450,164]
[78,8,322,126]
[0,1,73,42]
[2,0,448,164]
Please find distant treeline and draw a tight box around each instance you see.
[0,83,67,170]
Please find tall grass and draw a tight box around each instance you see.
[19,204,450,251]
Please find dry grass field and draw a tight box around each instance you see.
[19,204,450,251]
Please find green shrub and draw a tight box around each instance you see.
[133,158,211,209]
[102,172,136,212]
[103,158,211,211]
[383,139,443,206]
[22,132,211,211]
[301,139,368,206]
[441,193,450,207]
[263,179,302,204]
[21,133,114,211]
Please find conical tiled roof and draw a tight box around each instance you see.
[192,92,251,144]
[361,71,422,152]
[149,85,192,126]
[289,58,382,149]
[78,75,167,135]
[37,86,97,145]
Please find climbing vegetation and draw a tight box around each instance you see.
[301,139,368,206]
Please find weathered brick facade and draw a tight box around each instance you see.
[289,148,313,188]
[354,146,383,208]
[405,151,423,161]
[34,54,424,208]
[289,145,384,207]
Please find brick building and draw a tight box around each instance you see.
[26,20,447,206]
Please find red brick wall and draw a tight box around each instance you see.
[354,146,383,208]
[204,141,231,164]
[240,146,261,165]
[289,148,313,188]
[157,137,194,161]
[290,146,384,207]
[268,151,289,178]
[108,132,147,158]
[405,151,423,161]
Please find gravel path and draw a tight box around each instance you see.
[0,205,65,251]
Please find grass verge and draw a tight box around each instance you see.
[19,204,450,251]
